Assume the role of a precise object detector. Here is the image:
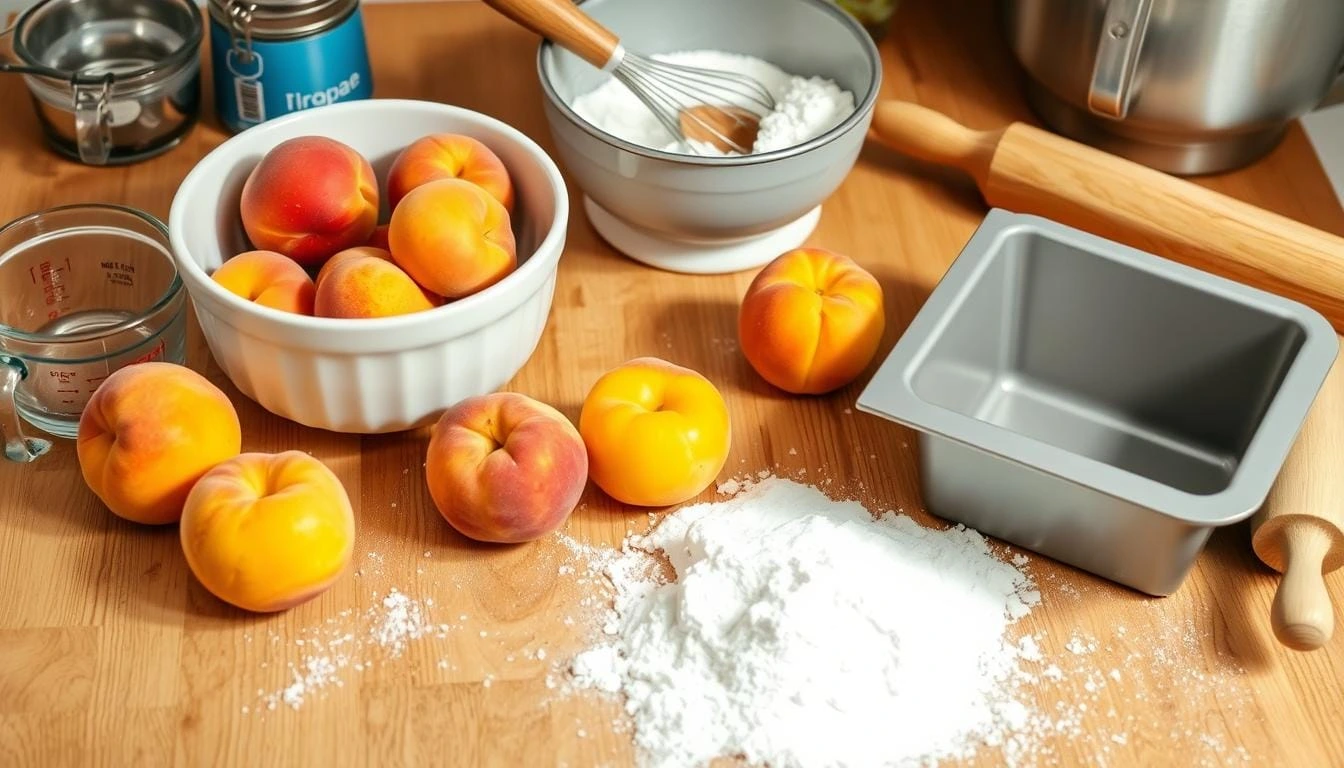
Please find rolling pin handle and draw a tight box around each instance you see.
[868,101,999,186]
[1272,523,1336,651]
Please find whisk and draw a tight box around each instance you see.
[481,0,776,154]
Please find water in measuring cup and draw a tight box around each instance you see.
[37,307,138,335]
[37,19,186,75]
[11,306,185,438]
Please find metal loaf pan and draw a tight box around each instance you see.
[857,209,1338,596]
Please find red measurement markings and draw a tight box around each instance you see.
[85,374,110,386]
[30,258,73,312]
[130,339,167,365]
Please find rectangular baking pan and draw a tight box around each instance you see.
[857,209,1338,595]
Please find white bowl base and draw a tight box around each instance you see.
[584,196,822,275]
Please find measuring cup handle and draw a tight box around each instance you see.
[73,74,114,166]
[0,358,51,463]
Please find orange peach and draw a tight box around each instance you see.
[77,362,242,525]
[211,249,315,315]
[386,133,514,212]
[314,249,441,319]
[239,136,379,267]
[387,178,517,299]
[314,245,393,288]
[579,357,731,507]
[180,451,355,612]
[425,392,588,543]
[366,224,390,251]
[739,248,885,395]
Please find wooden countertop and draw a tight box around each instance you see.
[2,2,1342,766]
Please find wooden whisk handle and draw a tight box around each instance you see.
[480,0,621,71]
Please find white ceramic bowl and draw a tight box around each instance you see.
[538,0,881,241]
[168,99,569,433]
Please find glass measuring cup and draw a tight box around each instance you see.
[0,205,187,462]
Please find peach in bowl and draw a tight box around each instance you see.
[167,99,568,433]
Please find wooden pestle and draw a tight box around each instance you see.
[867,101,1344,335]
[1252,352,1344,651]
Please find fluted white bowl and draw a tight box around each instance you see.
[168,99,568,433]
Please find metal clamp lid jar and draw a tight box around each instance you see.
[1,0,204,166]
[207,0,375,133]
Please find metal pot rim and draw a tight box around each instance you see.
[11,0,205,88]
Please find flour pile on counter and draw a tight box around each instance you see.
[571,50,855,156]
[566,476,1042,768]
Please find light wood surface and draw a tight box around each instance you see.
[1254,357,1344,651]
[2,2,1343,766]
[869,99,1344,335]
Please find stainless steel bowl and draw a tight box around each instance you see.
[1002,0,1344,175]
[10,0,203,166]
[537,0,881,243]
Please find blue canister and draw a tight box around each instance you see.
[207,0,374,133]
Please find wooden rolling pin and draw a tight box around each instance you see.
[868,101,1344,334]
[1252,352,1344,651]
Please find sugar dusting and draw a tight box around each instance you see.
[240,466,1261,766]
[250,583,453,712]
[547,473,1260,767]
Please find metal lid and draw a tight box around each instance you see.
[208,0,358,38]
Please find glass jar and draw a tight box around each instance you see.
[5,0,203,165]
[206,0,375,133]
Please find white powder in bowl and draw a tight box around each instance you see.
[570,49,856,156]
[569,476,1042,768]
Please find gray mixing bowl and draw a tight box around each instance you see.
[537,0,881,241]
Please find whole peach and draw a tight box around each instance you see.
[211,249,315,315]
[387,178,517,299]
[314,249,442,319]
[739,248,885,395]
[239,136,378,267]
[77,362,242,525]
[425,392,587,544]
[386,133,514,212]
[180,451,355,612]
[579,357,731,507]
[314,245,393,288]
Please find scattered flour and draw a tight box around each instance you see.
[370,588,429,657]
[250,576,456,713]
[567,476,1041,768]
[239,471,1259,766]
[571,50,855,156]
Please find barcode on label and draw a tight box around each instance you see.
[235,78,265,123]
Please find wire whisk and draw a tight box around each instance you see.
[482,0,776,154]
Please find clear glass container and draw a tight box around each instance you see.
[0,204,187,461]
